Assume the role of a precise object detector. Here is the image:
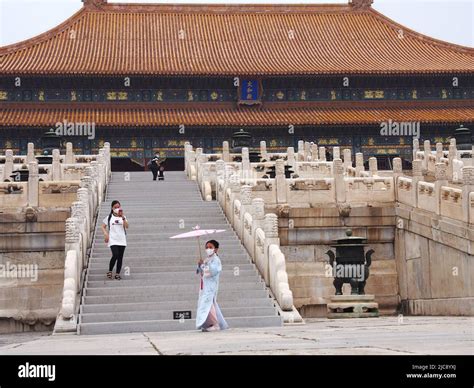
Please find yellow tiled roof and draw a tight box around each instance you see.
[0,102,472,127]
[1,2,473,75]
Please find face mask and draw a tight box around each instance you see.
[205,248,214,257]
[113,208,121,214]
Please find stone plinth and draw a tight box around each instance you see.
[327,294,379,319]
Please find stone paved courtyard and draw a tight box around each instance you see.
[0,317,472,355]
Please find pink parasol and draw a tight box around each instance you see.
[169,225,226,259]
[170,226,226,288]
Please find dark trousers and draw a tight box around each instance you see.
[151,169,158,180]
[109,245,126,273]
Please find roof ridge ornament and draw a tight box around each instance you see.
[350,0,374,9]
[82,0,107,9]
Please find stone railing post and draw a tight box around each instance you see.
[413,138,419,162]
[310,143,318,161]
[90,161,102,204]
[448,140,456,182]
[297,140,304,161]
[240,185,252,211]
[434,163,448,215]
[287,147,295,171]
[52,149,62,181]
[275,159,287,203]
[343,148,352,171]
[240,184,253,240]
[65,142,75,164]
[263,213,279,286]
[195,148,203,177]
[369,157,378,177]
[77,187,91,238]
[27,161,39,207]
[412,159,423,207]
[462,166,474,223]
[184,142,191,175]
[56,217,81,329]
[334,158,345,204]
[83,167,98,212]
[103,142,111,182]
[227,173,241,224]
[392,157,402,201]
[97,150,106,202]
[333,146,340,160]
[64,217,81,284]
[188,150,197,180]
[222,141,230,163]
[197,153,207,184]
[355,152,364,176]
[319,146,326,162]
[260,141,268,161]
[79,179,94,229]
[435,142,443,163]
[71,201,88,267]
[249,198,265,261]
[27,143,36,164]
[215,159,225,198]
[4,149,14,181]
[423,140,431,173]
[304,142,310,161]
[202,163,212,201]
[241,147,251,179]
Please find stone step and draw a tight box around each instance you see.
[91,247,246,255]
[79,315,283,335]
[99,202,221,208]
[89,252,247,259]
[97,215,227,220]
[91,241,241,249]
[93,236,239,243]
[105,193,201,196]
[85,282,266,296]
[98,218,229,224]
[88,255,250,262]
[80,306,278,323]
[90,249,247,257]
[92,233,237,240]
[94,227,231,233]
[86,270,258,282]
[86,278,258,287]
[81,298,275,314]
[87,264,255,274]
[96,216,228,221]
[83,289,270,304]
[91,245,244,253]
[99,207,220,211]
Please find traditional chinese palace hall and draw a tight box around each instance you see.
[0,0,473,169]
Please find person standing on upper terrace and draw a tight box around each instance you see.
[148,156,160,181]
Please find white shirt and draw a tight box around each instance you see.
[102,214,127,247]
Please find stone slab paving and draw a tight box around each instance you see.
[0,317,472,355]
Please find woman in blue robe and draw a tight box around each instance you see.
[196,240,228,332]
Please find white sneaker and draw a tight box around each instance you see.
[203,325,220,332]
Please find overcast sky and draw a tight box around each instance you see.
[0,0,473,48]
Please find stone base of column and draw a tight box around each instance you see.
[53,316,77,334]
[327,295,379,319]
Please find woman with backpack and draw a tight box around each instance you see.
[101,200,128,280]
